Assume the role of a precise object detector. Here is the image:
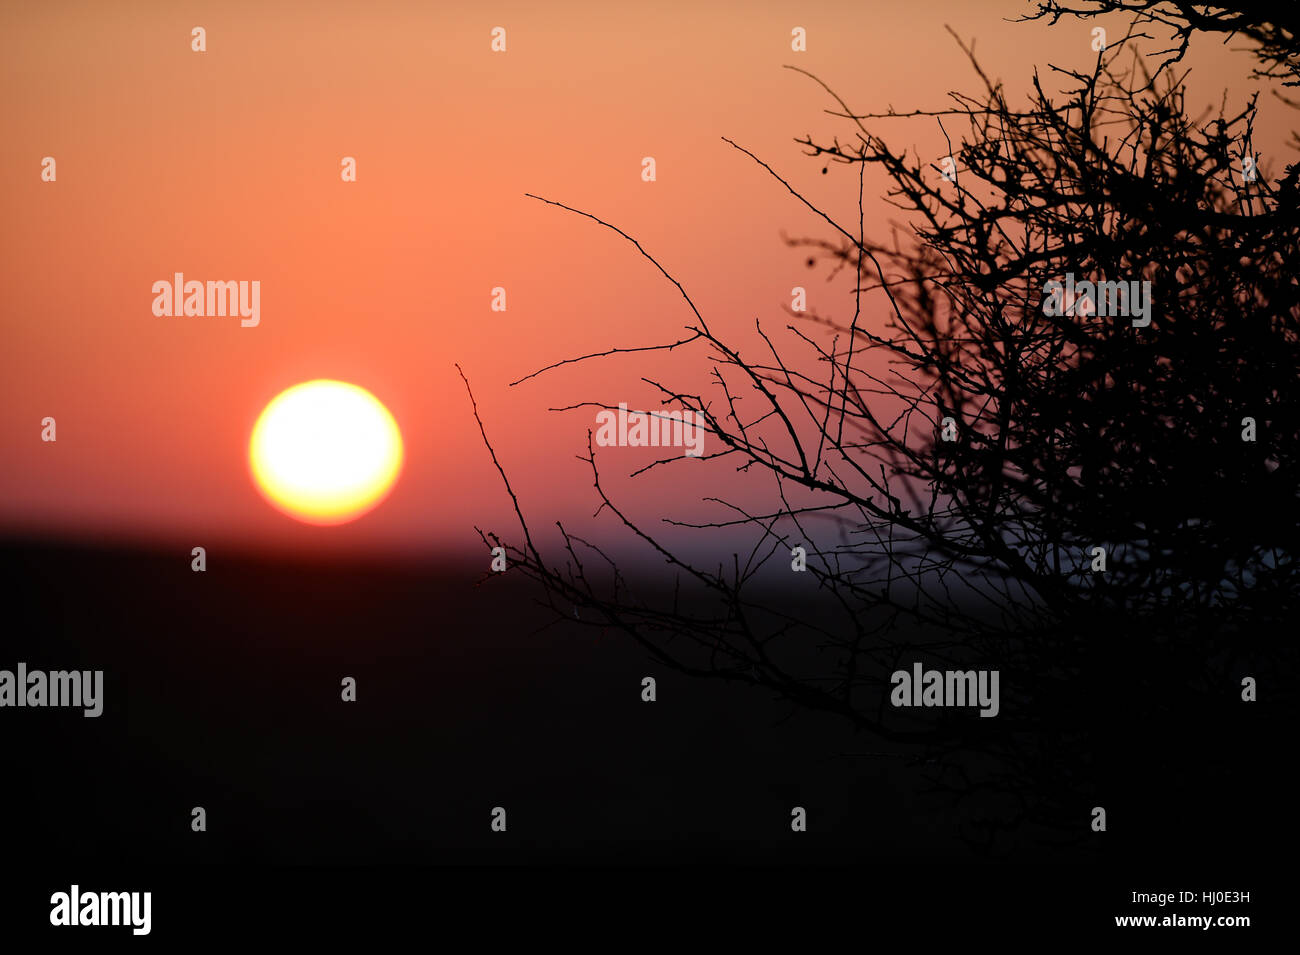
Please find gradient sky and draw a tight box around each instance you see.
[2,0,1291,558]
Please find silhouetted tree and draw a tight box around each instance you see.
[466,5,1299,852]
[1025,0,1300,89]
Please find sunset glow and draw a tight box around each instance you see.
[249,380,403,525]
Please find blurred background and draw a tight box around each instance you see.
[2,0,1288,560]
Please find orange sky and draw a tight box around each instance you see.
[1,0,1291,558]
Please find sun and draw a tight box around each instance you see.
[249,380,404,525]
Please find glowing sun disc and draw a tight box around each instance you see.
[250,380,404,525]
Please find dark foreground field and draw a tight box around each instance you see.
[1,537,939,865]
[0,537,1285,935]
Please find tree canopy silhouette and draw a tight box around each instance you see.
[467,4,1299,852]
